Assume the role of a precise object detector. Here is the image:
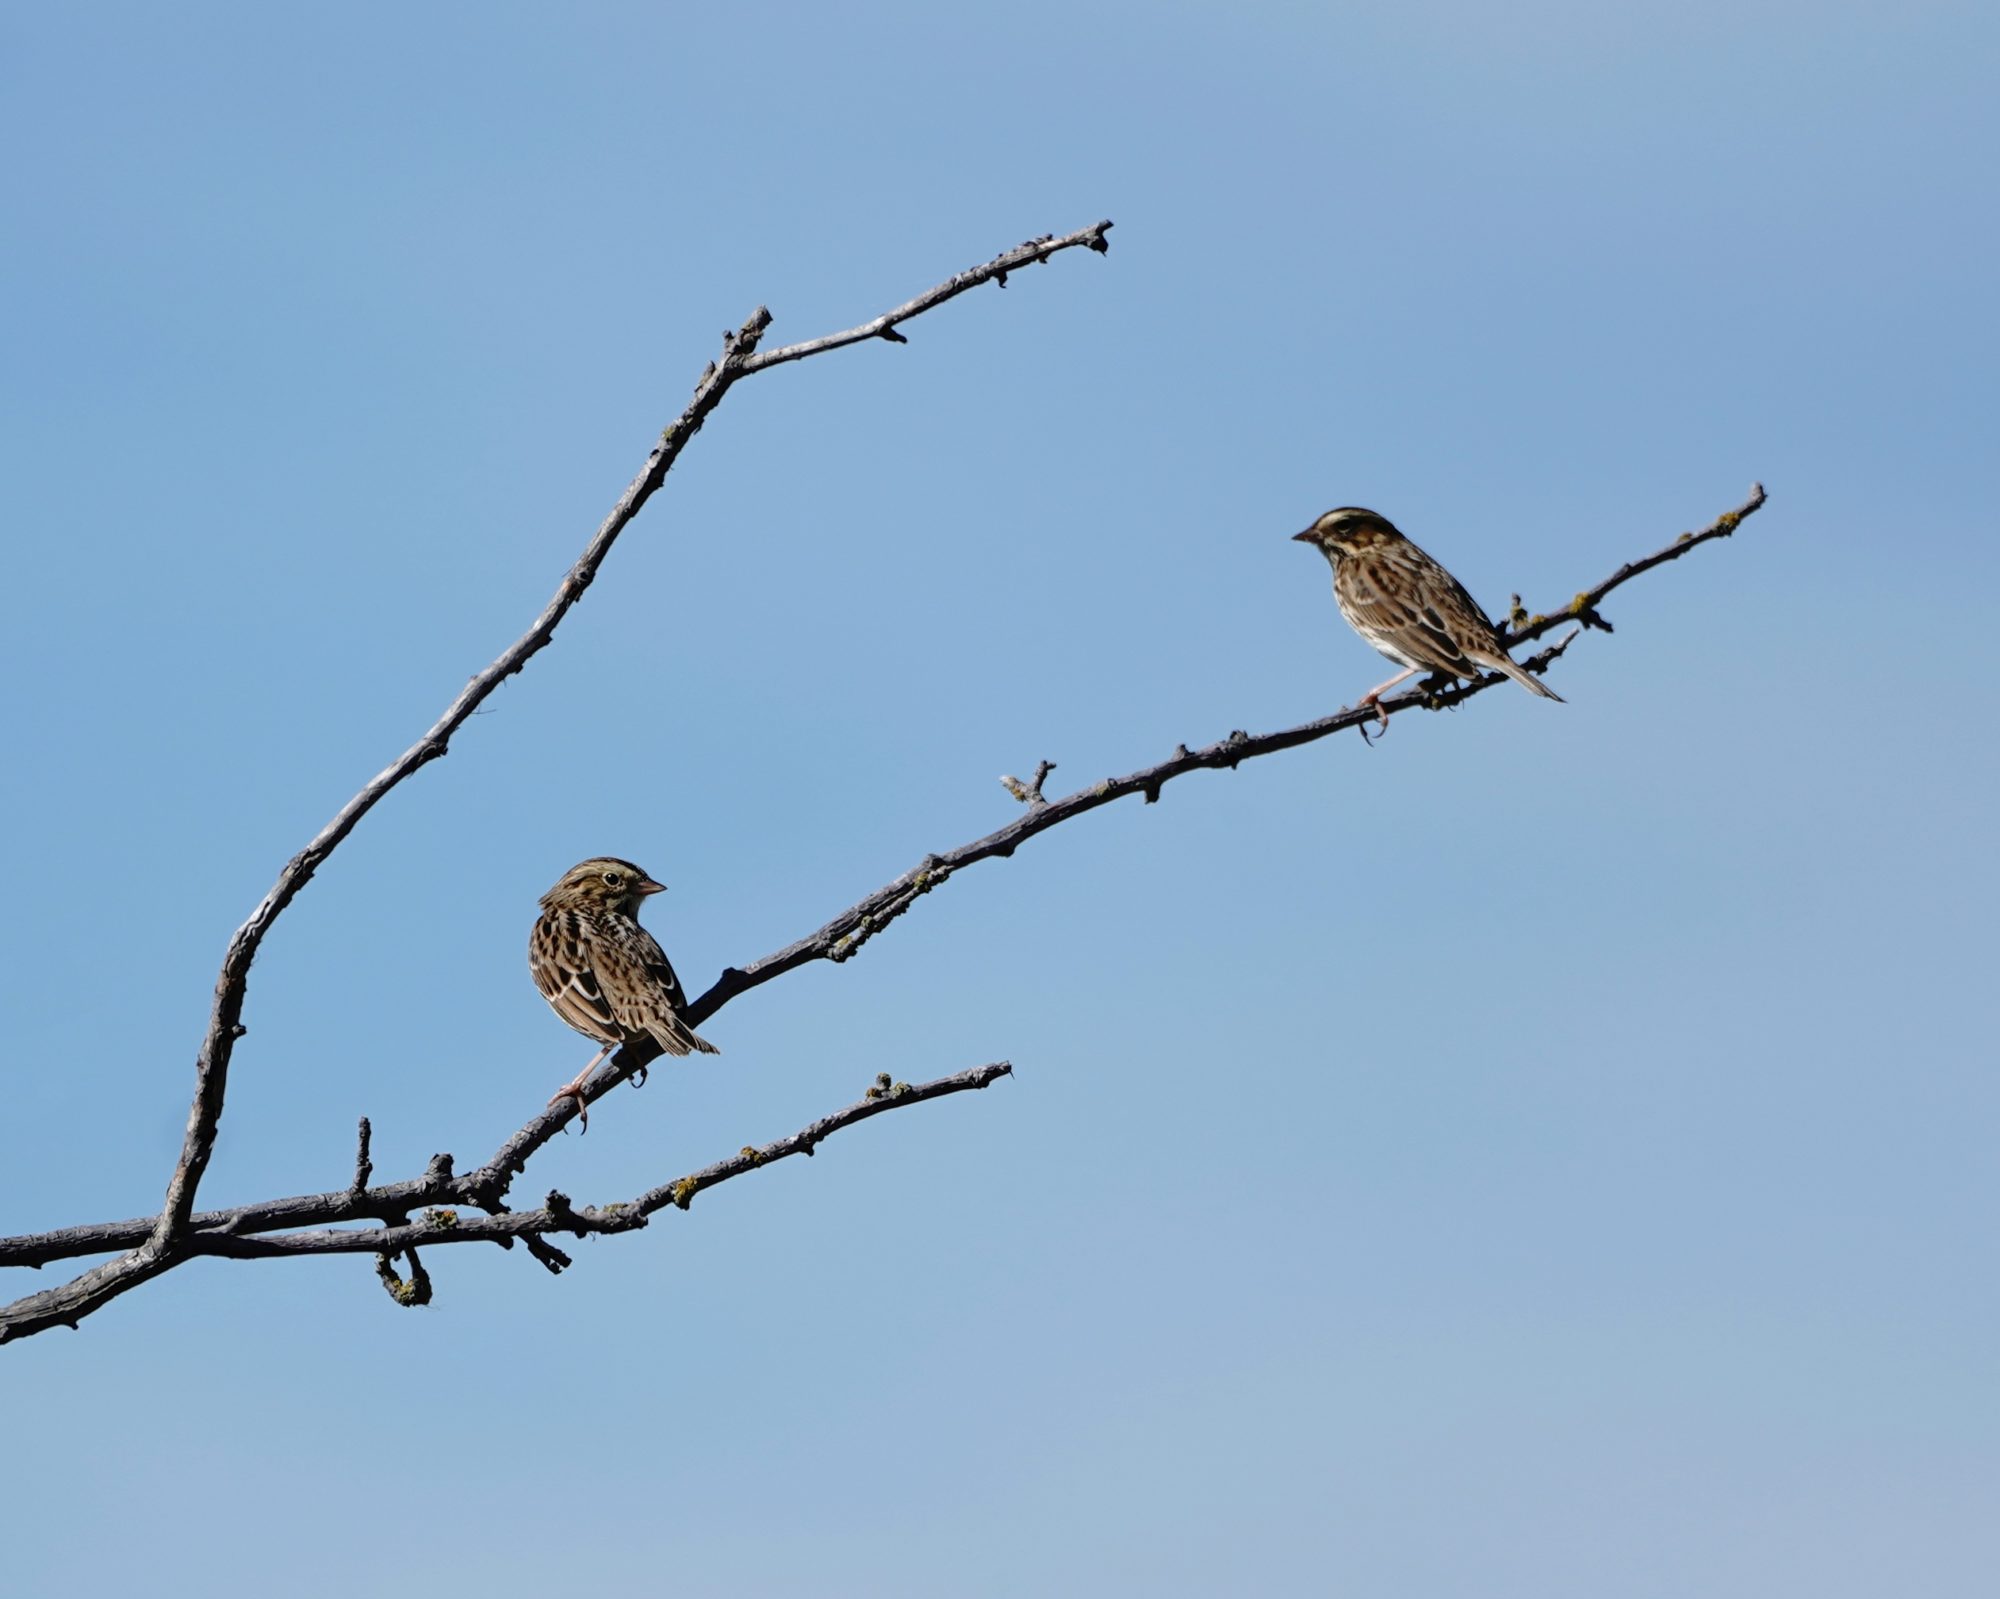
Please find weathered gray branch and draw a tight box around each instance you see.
[661,484,1770,1029]
[0,1066,1011,1301]
[0,483,1765,1315]
[0,223,1112,1344]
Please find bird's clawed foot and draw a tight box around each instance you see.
[1355,666,1417,743]
[548,1082,591,1133]
[1357,694,1392,744]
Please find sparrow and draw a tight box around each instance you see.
[1293,507,1562,730]
[529,857,718,1130]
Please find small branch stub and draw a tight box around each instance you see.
[1000,759,1056,806]
[375,1248,432,1308]
[350,1117,373,1197]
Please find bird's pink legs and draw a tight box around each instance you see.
[1356,665,1420,735]
[549,1043,615,1132]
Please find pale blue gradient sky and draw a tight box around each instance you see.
[3,4,1995,1595]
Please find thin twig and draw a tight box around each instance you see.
[739,227,1109,372]
[1504,483,1766,647]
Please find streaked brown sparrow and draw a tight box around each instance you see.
[1293,507,1562,730]
[529,857,717,1129]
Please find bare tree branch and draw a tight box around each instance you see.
[0,224,1112,1345]
[659,485,1771,1029]
[0,1065,1012,1330]
[0,226,1761,1348]
[1502,484,1766,646]
[0,484,1765,1320]
[736,225,1109,372]
[204,1062,1010,1263]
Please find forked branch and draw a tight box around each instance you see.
[2,483,1767,1316]
[0,1065,1011,1287]
[667,485,1769,1028]
[0,222,1112,1344]
[0,222,1765,1349]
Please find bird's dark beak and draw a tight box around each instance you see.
[637,877,668,896]
[1292,529,1319,544]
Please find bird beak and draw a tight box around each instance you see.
[637,877,668,896]
[1291,528,1319,544]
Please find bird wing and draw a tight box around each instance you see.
[530,910,623,1043]
[1413,554,1505,647]
[623,922,693,1014]
[1343,546,1503,676]
[605,921,719,1056]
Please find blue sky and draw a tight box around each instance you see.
[2,3,1994,1593]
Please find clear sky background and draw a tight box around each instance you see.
[3,4,1994,1594]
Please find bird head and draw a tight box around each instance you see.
[541,857,667,914]
[1292,507,1404,559]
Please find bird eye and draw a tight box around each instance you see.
[602,870,624,887]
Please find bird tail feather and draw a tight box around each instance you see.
[651,1021,721,1056]
[1488,654,1564,702]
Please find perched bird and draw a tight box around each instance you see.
[1292,507,1563,730]
[529,857,718,1130]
